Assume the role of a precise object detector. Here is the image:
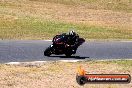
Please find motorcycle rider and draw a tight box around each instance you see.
[65,30,79,52]
[44,30,85,56]
[53,30,79,52]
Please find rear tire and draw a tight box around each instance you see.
[44,47,52,56]
[65,53,72,57]
[65,47,73,57]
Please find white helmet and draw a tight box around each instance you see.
[69,30,75,36]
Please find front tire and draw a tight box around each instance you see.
[44,47,52,56]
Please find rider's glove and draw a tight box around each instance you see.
[65,44,70,47]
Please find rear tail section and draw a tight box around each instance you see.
[78,38,85,46]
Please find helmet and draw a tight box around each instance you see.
[69,30,76,36]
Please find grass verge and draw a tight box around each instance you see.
[0,0,131,40]
[0,17,132,40]
[30,0,132,12]
[0,60,132,88]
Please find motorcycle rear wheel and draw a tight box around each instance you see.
[65,53,72,57]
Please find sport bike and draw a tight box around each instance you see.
[44,34,85,57]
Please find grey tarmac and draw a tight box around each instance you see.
[0,40,132,63]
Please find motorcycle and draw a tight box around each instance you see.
[44,34,85,57]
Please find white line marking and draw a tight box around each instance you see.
[5,59,132,65]
[6,62,20,65]
[22,61,47,63]
[58,60,84,62]
[120,41,132,42]
[43,40,132,43]
[44,40,52,41]
[90,59,132,61]
[5,61,48,65]
[5,60,83,65]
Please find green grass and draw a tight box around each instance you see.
[113,60,132,67]
[30,0,132,12]
[89,60,132,69]
[0,17,132,40]
[0,0,131,40]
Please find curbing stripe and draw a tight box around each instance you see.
[5,59,132,65]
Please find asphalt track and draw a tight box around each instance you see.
[0,40,132,63]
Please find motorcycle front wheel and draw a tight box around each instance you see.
[44,47,52,56]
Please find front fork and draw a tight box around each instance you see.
[49,44,55,54]
[50,44,53,48]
